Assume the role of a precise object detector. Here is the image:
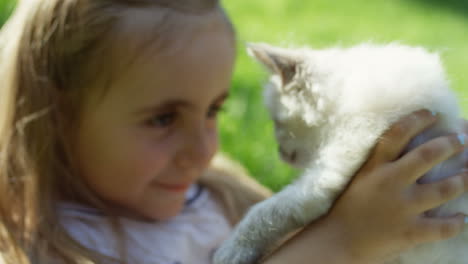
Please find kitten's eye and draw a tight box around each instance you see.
[273,119,283,128]
[207,104,225,119]
[146,112,176,127]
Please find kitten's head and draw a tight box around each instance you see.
[247,43,452,169]
[247,43,340,168]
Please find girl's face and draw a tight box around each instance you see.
[73,11,235,220]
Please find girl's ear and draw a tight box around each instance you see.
[247,43,300,86]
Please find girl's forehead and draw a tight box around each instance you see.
[114,8,233,70]
[85,7,235,108]
[116,6,231,47]
[88,13,235,110]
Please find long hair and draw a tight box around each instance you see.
[0,0,235,263]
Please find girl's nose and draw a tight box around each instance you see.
[176,127,216,169]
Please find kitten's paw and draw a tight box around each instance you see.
[213,239,262,264]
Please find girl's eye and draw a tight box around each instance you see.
[207,105,224,118]
[146,112,176,127]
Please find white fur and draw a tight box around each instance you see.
[213,43,467,264]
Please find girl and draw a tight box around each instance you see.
[0,0,467,263]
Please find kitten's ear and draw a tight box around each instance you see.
[247,43,299,86]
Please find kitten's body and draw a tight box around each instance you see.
[213,43,467,264]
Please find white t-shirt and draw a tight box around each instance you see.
[59,185,232,264]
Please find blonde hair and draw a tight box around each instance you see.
[0,0,251,263]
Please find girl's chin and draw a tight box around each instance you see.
[108,199,185,222]
[142,201,186,221]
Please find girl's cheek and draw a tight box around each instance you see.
[205,124,219,154]
[210,129,219,155]
[137,137,176,175]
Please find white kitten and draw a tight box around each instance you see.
[213,43,467,264]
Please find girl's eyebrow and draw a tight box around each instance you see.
[134,90,229,115]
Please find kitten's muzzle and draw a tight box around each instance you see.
[279,146,297,164]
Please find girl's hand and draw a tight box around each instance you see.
[325,110,468,263]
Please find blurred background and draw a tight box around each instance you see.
[1,0,467,191]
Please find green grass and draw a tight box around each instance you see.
[1,0,467,191]
[0,0,13,25]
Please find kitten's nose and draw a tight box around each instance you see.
[279,146,297,164]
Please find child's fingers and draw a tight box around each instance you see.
[371,110,437,163]
[410,172,468,213]
[392,135,465,184]
[412,214,466,243]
